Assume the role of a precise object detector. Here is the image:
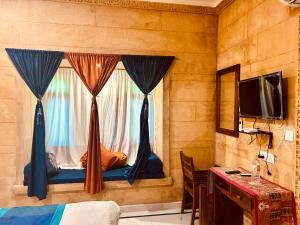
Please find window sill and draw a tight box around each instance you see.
[12,177,173,195]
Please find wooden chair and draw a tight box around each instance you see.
[180,151,208,225]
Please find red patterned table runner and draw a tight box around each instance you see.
[209,167,297,225]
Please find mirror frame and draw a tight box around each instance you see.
[216,64,240,137]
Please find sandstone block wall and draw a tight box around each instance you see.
[0,0,217,206]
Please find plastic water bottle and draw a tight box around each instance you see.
[251,158,260,184]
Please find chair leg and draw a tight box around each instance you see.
[181,189,187,214]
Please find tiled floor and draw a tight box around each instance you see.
[119,213,198,225]
[119,202,200,225]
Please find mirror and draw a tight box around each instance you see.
[216,64,240,137]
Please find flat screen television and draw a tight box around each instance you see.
[239,71,284,120]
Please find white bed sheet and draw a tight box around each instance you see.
[59,201,120,225]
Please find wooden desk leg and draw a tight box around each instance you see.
[215,189,243,225]
[206,192,213,225]
[199,186,207,225]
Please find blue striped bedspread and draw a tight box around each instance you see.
[0,204,65,225]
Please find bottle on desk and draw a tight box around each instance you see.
[251,158,260,184]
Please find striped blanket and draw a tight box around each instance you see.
[0,201,120,225]
[0,204,65,225]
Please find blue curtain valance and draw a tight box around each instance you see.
[6,48,64,200]
[121,55,174,184]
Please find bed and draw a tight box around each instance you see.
[0,201,120,225]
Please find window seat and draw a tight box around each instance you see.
[24,153,164,185]
[17,153,170,196]
[24,166,164,185]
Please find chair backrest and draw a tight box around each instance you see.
[180,151,196,188]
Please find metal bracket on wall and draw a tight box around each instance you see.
[239,130,273,148]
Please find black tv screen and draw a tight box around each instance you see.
[239,72,284,119]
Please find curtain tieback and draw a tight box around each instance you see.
[144,94,149,120]
[91,96,97,110]
[36,97,43,125]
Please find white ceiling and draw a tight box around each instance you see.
[138,0,223,7]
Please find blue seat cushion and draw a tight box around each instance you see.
[49,169,85,184]
[144,152,163,174]
[24,153,164,185]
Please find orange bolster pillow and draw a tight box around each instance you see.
[80,144,127,171]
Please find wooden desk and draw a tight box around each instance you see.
[213,173,251,225]
[209,167,297,225]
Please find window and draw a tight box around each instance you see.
[43,65,163,169]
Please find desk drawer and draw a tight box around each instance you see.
[215,176,230,192]
[231,186,252,212]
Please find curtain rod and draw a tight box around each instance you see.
[59,66,126,71]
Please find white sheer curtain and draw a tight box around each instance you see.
[44,68,158,168]
[97,69,156,165]
[44,68,91,168]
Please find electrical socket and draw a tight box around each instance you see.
[259,150,275,164]
[285,129,294,142]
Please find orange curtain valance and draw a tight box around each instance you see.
[65,52,120,194]
[65,52,120,96]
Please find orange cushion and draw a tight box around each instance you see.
[111,152,127,168]
[100,144,118,171]
[80,152,88,168]
[80,144,127,171]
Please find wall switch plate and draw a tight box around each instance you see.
[259,150,275,164]
[285,129,294,142]
[239,120,243,131]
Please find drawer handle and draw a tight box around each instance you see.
[236,195,241,200]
